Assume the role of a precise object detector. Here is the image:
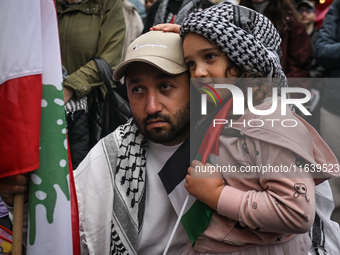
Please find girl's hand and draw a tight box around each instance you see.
[0,174,29,206]
[150,23,180,34]
[185,160,224,210]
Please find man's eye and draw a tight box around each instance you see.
[161,83,172,90]
[186,61,195,68]
[132,87,143,93]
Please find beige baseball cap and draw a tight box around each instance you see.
[113,31,187,81]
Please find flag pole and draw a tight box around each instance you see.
[163,194,189,255]
[12,193,24,255]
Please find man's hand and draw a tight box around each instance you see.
[150,23,180,34]
[0,174,29,206]
[185,160,224,210]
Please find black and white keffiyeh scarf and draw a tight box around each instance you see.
[105,119,147,255]
[179,4,286,87]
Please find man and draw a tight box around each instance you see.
[297,1,317,40]
[0,31,191,255]
[296,0,325,132]
[297,0,325,79]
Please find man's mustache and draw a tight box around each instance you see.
[144,113,171,125]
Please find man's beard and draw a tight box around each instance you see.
[133,102,190,144]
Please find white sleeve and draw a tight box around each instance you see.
[309,180,340,255]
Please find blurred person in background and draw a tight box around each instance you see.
[297,0,325,132]
[297,0,326,79]
[121,0,144,62]
[315,0,340,225]
[128,0,147,21]
[142,0,213,33]
[143,0,158,24]
[57,0,126,169]
[145,0,157,12]
[297,1,319,46]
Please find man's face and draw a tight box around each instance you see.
[298,4,315,26]
[126,62,190,146]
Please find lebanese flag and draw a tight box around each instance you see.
[0,0,80,254]
[0,0,43,178]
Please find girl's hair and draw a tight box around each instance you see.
[225,56,270,116]
[239,0,299,37]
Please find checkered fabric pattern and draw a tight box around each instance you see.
[179,4,285,80]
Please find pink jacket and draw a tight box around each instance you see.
[194,99,339,253]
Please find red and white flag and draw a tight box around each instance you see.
[0,0,80,254]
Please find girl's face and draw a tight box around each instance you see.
[183,32,236,101]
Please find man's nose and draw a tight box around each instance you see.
[145,92,162,115]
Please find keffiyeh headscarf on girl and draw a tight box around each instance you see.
[179,4,286,82]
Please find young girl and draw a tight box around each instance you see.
[152,4,339,255]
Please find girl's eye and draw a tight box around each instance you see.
[206,53,216,60]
